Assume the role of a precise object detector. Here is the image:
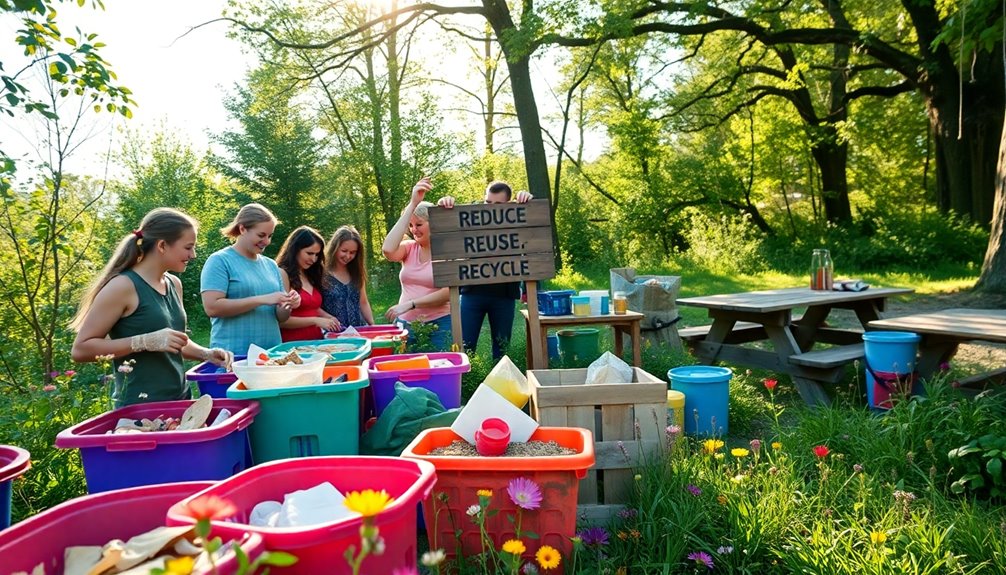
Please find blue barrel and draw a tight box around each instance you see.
[0,445,31,528]
[862,331,921,410]
[668,366,732,436]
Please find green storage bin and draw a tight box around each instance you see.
[226,365,369,463]
[268,338,372,365]
[557,328,601,368]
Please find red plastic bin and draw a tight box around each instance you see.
[402,427,595,569]
[0,481,263,575]
[165,456,437,574]
[185,355,246,398]
[0,445,30,529]
[55,399,259,493]
[328,324,409,341]
[363,352,470,416]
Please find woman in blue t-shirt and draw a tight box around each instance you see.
[200,203,300,353]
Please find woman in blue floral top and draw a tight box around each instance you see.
[321,225,375,327]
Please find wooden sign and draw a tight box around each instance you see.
[429,199,555,288]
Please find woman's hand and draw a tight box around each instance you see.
[315,316,341,332]
[259,291,291,307]
[205,348,234,370]
[411,177,432,205]
[384,301,413,322]
[130,327,188,354]
[285,289,302,310]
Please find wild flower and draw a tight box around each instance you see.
[617,508,638,520]
[763,378,777,391]
[853,463,864,473]
[749,439,761,454]
[508,477,543,511]
[731,448,749,458]
[47,371,59,379]
[535,545,561,570]
[813,445,830,458]
[730,474,746,484]
[717,545,734,555]
[939,361,951,371]
[667,425,681,436]
[769,466,779,475]
[686,484,702,497]
[503,539,527,555]
[344,489,395,517]
[477,489,493,498]
[63,370,76,377]
[421,549,446,567]
[521,563,539,574]
[343,490,395,575]
[577,526,609,547]
[177,495,237,522]
[703,439,724,454]
[163,556,195,575]
[771,442,782,450]
[717,494,728,505]
[687,550,714,569]
[42,384,56,392]
[466,504,481,517]
[870,531,887,545]
[617,440,630,462]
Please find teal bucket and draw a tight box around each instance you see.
[557,328,600,368]
[862,331,921,410]
[668,366,732,436]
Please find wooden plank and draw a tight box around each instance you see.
[534,382,667,408]
[709,309,791,326]
[637,403,665,464]
[430,226,553,260]
[567,405,598,504]
[807,327,865,345]
[956,366,1006,388]
[519,309,645,325]
[789,343,866,368]
[525,281,545,370]
[594,440,661,469]
[679,321,765,342]
[536,406,567,427]
[686,341,848,383]
[427,199,552,233]
[871,309,1006,342]
[678,287,913,313]
[600,405,634,504]
[432,252,555,287]
[577,504,626,524]
[449,287,462,351]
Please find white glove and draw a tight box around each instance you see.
[130,327,187,353]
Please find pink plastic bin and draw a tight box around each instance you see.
[55,399,259,493]
[166,456,437,574]
[363,352,470,416]
[0,481,263,575]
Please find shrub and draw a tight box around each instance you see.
[681,211,767,274]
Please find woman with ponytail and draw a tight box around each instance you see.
[71,208,232,407]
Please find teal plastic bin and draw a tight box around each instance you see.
[227,365,368,463]
[268,338,371,365]
[668,366,732,436]
[557,328,600,368]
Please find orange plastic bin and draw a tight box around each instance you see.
[401,427,594,569]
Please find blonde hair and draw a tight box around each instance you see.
[325,225,367,290]
[410,201,434,221]
[220,203,278,239]
[70,208,197,330]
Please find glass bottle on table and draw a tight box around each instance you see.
[810,249,823,289]
[820,249,834,290]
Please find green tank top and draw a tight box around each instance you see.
[107,270,188,407]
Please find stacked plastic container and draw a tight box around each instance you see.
[268,338,372,366]
[227,365,369,463]
[0,445,30,529]
[327,325,408,358]
[166,456,437,574]
[537,290,575,316]
[186,355,246,398]
[55,399,259,493]
[0,481,263,575]
[364,352,470,416]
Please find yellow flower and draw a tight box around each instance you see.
[536,545,562,570]
[164,556,195,575]
[730,474,746,483]
[771,442,782,450]
[502,539,526,555]
[731,448,749,458]
[714,453,725,460]
[477,489,493,498]
[717,494,728,505]
[703,439,725,454]
[870,531,887,544]
[344,489,395,517]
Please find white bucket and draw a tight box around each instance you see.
[579,290,609,315]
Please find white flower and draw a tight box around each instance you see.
[421,549,446,567]
[466,504,481,517]
[137,392,148,399]
[118,363,134,374]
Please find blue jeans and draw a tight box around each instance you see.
[397,314,453,352]
[461,294,516,360]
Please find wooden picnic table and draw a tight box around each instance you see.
[868,309,1006,385]
[677,287,914,405]
[520,309,644,370]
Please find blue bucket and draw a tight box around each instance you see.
[668,366,732,436]
[862,331,921,410]
[546,333,560,366]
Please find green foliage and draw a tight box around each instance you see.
[949,433,1006,499]
[681,210,767,274]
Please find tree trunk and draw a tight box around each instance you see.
[975,113,1006,293]
[386,3,405,205]
[810,130,852,225]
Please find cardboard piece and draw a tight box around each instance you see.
[451,384,538,444]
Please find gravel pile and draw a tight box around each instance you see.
[428,440,577,457]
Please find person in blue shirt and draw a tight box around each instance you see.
[200,203,300,353]
[437,182,532,360]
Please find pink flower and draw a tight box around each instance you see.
[507,477,543,510]
[749,439,762,454]
[64,370,76,377]
[42,384,56,392]
[763,378,778,391]
[813,445,830,458]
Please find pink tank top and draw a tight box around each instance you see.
[398,242,449,322]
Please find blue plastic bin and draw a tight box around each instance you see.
[538,290,575,316]
[55,399,259,493]
[863,331,921,410]
[0,445,30,529]
[186,355,246,398]
[668,366,732,436]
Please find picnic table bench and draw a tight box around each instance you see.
[677,287,913,405]
[868,308,1006,386]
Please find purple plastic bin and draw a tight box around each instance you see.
[185,355,246,398]
[54,399,259,493]
[0,445,30,529]
[363,352,470,416]
[0,481,263,575]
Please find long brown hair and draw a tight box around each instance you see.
[276,226,327,292]
[325,225,368,290]
[220,203,278,239]
[70,208,197,330]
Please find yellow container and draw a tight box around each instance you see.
[667,390,686,428]
[483,373,530,409]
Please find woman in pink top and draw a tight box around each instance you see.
[382,176,451,350]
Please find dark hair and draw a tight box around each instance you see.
[71,208,197,330]
[325,225,367,290]
[485,181,512,201]
[276,226,327,292]
[221,203,278,239]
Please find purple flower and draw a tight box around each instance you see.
[686,484,702,497]
[48,371,59,378]
[687,551,714,569]
[939,361,951,371]
[507,477,543,510]
[617,508,638,520]
[577,526,609,547]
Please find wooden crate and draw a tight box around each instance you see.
[528,367,667,521]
